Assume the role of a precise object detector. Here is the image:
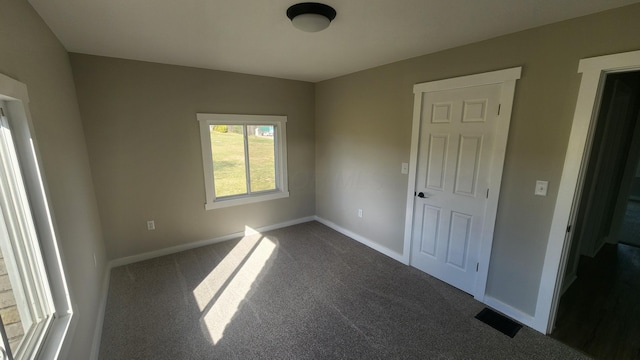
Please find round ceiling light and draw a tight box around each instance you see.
[286,3,337,33]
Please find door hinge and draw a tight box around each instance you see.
[566,225,571,233]
[486,188,489,199]
[0,107,4,117]
[497,104,501,115]
[476,263,479,272]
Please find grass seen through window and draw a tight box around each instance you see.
[210,125,276,197]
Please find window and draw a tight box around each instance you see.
[197,114,289,209]
[0,73,72,360]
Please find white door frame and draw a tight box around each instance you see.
[536,50,640,334]
[403,67,522,301]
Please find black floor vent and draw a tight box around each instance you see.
[475,308,522,338]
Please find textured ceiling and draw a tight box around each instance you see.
[29,0,640,82]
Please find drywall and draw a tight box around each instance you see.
[315,3,640,315]
[0,1,107,358]
[70,55,316,260]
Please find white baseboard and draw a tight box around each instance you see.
[253,216,316,233]
[313,216,405,263]
[110,216,316,268]
[90,263,112,360]
[483,295,539,332]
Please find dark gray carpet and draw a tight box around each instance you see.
[99,221,589,359]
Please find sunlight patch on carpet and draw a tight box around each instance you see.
[195,232,276,344]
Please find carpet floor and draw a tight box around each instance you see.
[99,221,588,359]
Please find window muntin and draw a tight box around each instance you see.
[198,114,288,210]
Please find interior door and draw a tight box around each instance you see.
[411,84,502,294]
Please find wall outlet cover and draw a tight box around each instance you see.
[535,181,548,196]
[401,162,409,174]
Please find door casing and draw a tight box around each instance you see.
[540,50,640,334]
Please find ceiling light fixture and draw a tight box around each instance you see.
[286,2,336,33]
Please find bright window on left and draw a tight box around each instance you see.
[0,73,72,360]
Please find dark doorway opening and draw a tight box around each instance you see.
[551,71,640,359]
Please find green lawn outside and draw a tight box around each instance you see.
[210,128,276,197]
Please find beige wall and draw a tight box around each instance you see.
[0,1,107,358]
[316,4,640,315]
[70,54,316,260]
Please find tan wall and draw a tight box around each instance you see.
[0,1,107,358]
[70,54,316,260]
[316,4,640,315]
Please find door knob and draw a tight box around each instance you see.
[416,192,432,199]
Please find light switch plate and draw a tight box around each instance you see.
[401,162,409,174]
[535,181,548,196]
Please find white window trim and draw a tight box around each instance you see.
[197,113,289,210]
[0,73,72,360]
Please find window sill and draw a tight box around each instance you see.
[36,312,71,360]
[205,191,289,210]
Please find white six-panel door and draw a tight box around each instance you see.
[406,68,521,300]
[411,84,502,294]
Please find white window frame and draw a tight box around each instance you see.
[197,113,289,210]
[0,73,72,360]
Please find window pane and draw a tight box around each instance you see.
[248,125,276,192]
[210,125,247,197]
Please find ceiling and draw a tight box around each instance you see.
[29,0,640,82]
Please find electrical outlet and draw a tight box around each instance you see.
[147,220,156,230]
[357,209,363,218]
